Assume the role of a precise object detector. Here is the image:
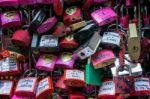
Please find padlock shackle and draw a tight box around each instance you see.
[116,64,132,76]
[120,5,128,16]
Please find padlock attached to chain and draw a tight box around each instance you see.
[0,0,18,7]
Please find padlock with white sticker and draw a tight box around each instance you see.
[64,69,85,87]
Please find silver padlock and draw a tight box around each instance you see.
[111,54,142,76]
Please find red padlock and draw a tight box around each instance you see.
[12,30,31,49]
[53,0,64,16]
[1,11,21,28]
[64,69,85,87]
[0,0,18,6]
[36,77,54,99]
[63,6,82,25]
[37,17,57,34]
[69,93,85,99]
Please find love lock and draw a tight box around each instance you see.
[53,0,64,16]
[0,0,18,6]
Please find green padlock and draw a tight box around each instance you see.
[86,57,103,86]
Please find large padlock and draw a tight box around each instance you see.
[37,17,57,34]
[69,93,85,99]
[82,0,93,11]
[63,6,82,25]
[0,0,18,6]
[55,52,75,69]
[36,54,57,72]
[91,7,117,26]
[53,22,71,38]
[128,23,141,61]
[0,80,14,98]
[1,11,21,28]
[36,77,54,99]
[12,29,31,49]
[60,34,78,49]
[53,0,64,16]
[98,80,116,99]
[64,69,85,87]
[19,0,37,5]
[119,5,129,28]
[37,0,52,4]
[114,65,134,96]
[132,77,150,96]
[39,35,59,52]
[111,54,143,76]
[92,49,115,69]
[74,32,101,60]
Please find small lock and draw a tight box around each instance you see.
[12,29,31,49]
[55,52,75,69]
[0,0,18,6]
[63,6,82,25]
[37,17,57,34]
[91,7,117,26]
[53,22,71,38]
[36,77,54,99]
[60,34,78,49]
[37,0,52,4]
[53,0,64,16]
[69,93,85,99]
[64,69,85,87]
[74,32,101,60]
[36,54,57,72]
[18,0,37,5]
[92,49,115,69]
[1,11,21,28]
[82,0,93,11]
[128,23,141,61]
[98,80,116,99]
[39,35,59,52]
[119,5,129,28]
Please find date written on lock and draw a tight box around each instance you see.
[64,69,85,87]
[15,77,38,96]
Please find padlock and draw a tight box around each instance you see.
[64,69,85,87]
[29,9,46,33]
[53,22,71,38]
[128,23,141,61]
[36,54,57,72]
[143,6,150,26]
[12,29,31,49]
[91,7,117,26]
[74,21,97,43]
[12,94,35,99]
[0,80,14,98]
[93,0,108,3]
[37,17,57,34]
[101,32,121,49]
[36,77,54,99]
[0,0,18,6]
[119,5,129,28]
[132,7,138,25]
[1,11,21,28]
[39,35,59,52]
[114,65,134,96]
[70,21,87,31]
[53,0,64,16]
[132,77,150,96]
[92,49,115,69]
[60,34,78,49]
[126,0,134,7]
[19,0,37,5]
[55,52,75,69]
[82,0,93,11]
[111,54,143,76]
[74,32,101,60]
[63,6,82,25]
[98,80,116,99]
[69,93,85,99]
[37,0,52,4]
[86,57,103,85]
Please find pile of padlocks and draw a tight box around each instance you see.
[1,0,150,99]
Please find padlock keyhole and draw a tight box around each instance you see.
[80,52,85,57]
[133,46,138,52]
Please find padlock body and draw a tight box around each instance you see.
[53,0,64,16]
[60,38,78,49]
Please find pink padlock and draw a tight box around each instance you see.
[36,54,57,72]
[0,0,18,7]
[19,0,36,5]
[92,49,115,69]
[1,11,21,28]
[55,52,75,69]
[37,0,52,4]
[37,17,57,34]
[12,95,35,99]
[91,7,117,26]
[94,0,108,3]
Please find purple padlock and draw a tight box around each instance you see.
[91,7,117,26]
[37,0,53,4]
[55,52,75,69]
[1,11,21,28]
[36,54,57,72]
[19,0,37,5]
[37,17,57,34]
[0,0,18,7]
[94,0,108,3]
